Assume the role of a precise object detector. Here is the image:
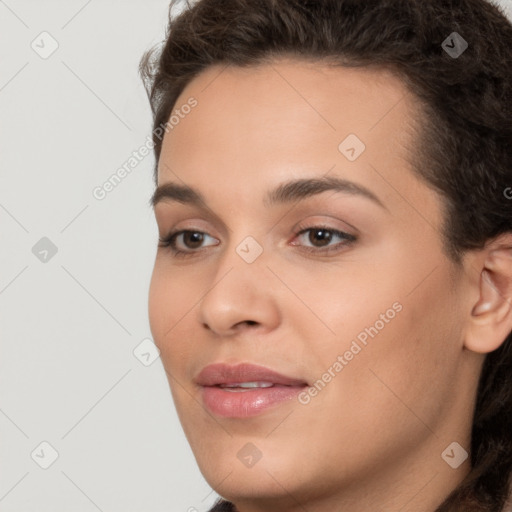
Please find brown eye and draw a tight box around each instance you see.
[181,231,205,249]
[158,229,219,256]
[307,228,333,247]
[292,226,356,254]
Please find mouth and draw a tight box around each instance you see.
[217,381,293,391]
[195,362,309,387]
[195,362,309,418]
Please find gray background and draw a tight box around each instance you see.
[1,1,511,511]
[1,1,218,511]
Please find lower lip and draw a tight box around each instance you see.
[201,385,306,418]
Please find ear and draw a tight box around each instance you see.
[464,233,512,354]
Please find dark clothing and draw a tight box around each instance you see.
[208,498,237,511]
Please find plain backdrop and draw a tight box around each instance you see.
[0,1,219,511]
[1,1,511,511]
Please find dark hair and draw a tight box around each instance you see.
[139,0,512,510]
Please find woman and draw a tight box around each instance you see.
[140,0,512,510]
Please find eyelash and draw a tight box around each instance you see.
[158,224,357,258]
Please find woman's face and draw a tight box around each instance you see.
[149,59,477,510]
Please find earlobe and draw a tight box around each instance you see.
[464,236,512,354]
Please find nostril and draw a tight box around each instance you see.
[236,320,258,328]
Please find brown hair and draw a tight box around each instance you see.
[139,0,512,510]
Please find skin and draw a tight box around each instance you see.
[148,59,512,512]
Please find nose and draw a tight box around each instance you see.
[197,243,281,337]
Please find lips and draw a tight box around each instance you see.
[196,363,309,418]
[195,362,308,387]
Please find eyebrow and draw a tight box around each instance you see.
[150,176,387,211]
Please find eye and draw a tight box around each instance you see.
[159,224,356,258]
[291,225,356,254]
[158,230,218,257]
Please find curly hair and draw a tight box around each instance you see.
[139,0,512,510]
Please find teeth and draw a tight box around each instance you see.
[220,381,275,389]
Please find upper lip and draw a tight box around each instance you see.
[195,363,308,387]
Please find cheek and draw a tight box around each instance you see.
[347,265,462,426]
[148,264,171,342]
[301,249,461,418]
[148,262,198,358]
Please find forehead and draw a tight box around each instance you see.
[155,59,445,247]
[157,58,427,213]
[159,58,417,170]
[171,57,413,125]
